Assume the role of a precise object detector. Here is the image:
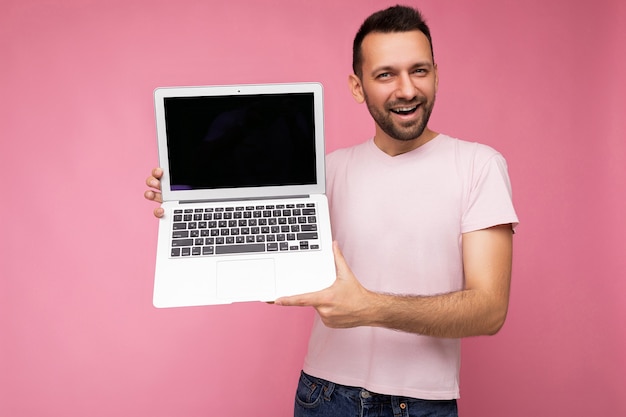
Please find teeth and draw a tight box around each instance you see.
[392,106,417,114]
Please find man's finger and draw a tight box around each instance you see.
[153,207,165,218]
[274,290,320,307]
[331,241,352,279]
[146,176,162,190]
[144,190,163,203]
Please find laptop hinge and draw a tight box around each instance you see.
[179,195,311,204]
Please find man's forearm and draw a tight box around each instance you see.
[364,288,509,338]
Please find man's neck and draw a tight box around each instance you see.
[373,128,439,156]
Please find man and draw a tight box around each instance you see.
[145,5,518,417]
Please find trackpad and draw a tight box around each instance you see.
[216,259,276,301]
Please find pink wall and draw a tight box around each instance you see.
[2,0,624,415]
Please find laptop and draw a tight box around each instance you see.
[152,82,336,308]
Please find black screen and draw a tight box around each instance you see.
[164,93,317,190]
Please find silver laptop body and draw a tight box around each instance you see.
[152,82,335,307]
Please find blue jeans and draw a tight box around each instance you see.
[294,372,458,417]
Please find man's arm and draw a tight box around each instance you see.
[275,224,513,338]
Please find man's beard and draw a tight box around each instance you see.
[365,92,436,142]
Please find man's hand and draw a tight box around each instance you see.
[144,167,165,218]
[275,241,377,328]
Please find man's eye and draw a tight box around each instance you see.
[376,73,391,79]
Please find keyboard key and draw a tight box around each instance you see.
[172,239,194,247]
[297,232,318,240]
[215,244,266,254]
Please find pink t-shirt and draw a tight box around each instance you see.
[302,134,519,400]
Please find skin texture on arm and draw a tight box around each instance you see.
[275,224,513,339]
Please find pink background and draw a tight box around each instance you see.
[2,0,625,415]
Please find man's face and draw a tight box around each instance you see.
[352,30,438,143]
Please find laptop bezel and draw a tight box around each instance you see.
[154,82,326,203]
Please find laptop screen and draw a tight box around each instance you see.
[163,92,317,191]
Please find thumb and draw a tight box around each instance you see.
[332,241,350,278]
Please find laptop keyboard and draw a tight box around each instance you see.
[169,203,321,257]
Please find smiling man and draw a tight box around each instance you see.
[145,5,518,417]
[274,6,519,417]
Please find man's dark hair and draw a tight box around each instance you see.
[352,5,434,78]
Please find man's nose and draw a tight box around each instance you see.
[395,73,417,99]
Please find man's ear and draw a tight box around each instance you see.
[348,74,365,104]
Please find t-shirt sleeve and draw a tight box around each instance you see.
[461,152,519,233]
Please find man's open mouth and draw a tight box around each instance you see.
[390,105,419,115]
